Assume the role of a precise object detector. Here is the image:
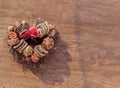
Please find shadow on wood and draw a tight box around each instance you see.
[9,36,72,86]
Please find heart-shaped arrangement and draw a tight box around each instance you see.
[7,19,58,63]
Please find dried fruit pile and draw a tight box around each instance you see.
[7,19,58,63]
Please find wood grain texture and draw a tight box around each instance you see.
[0,0,120,88]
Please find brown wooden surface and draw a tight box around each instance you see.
[0,0,120,88]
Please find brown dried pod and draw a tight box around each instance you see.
[42,37,54,50]
[8,31,18,39]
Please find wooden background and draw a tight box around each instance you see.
[0,0,120,88]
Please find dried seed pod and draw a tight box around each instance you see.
[34,45,48,57]
[13,39,28,53]
[48,24,55,29]
[7,38,19,46]
[8,31,18,39]
[42,37,54,50]
[32,45,48,62]
[37,21,55,38]
[23,46,33,57]
[48,29,58,38]
[14,21,29,36]
[8,26,14,31]
[31,53,40,62]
